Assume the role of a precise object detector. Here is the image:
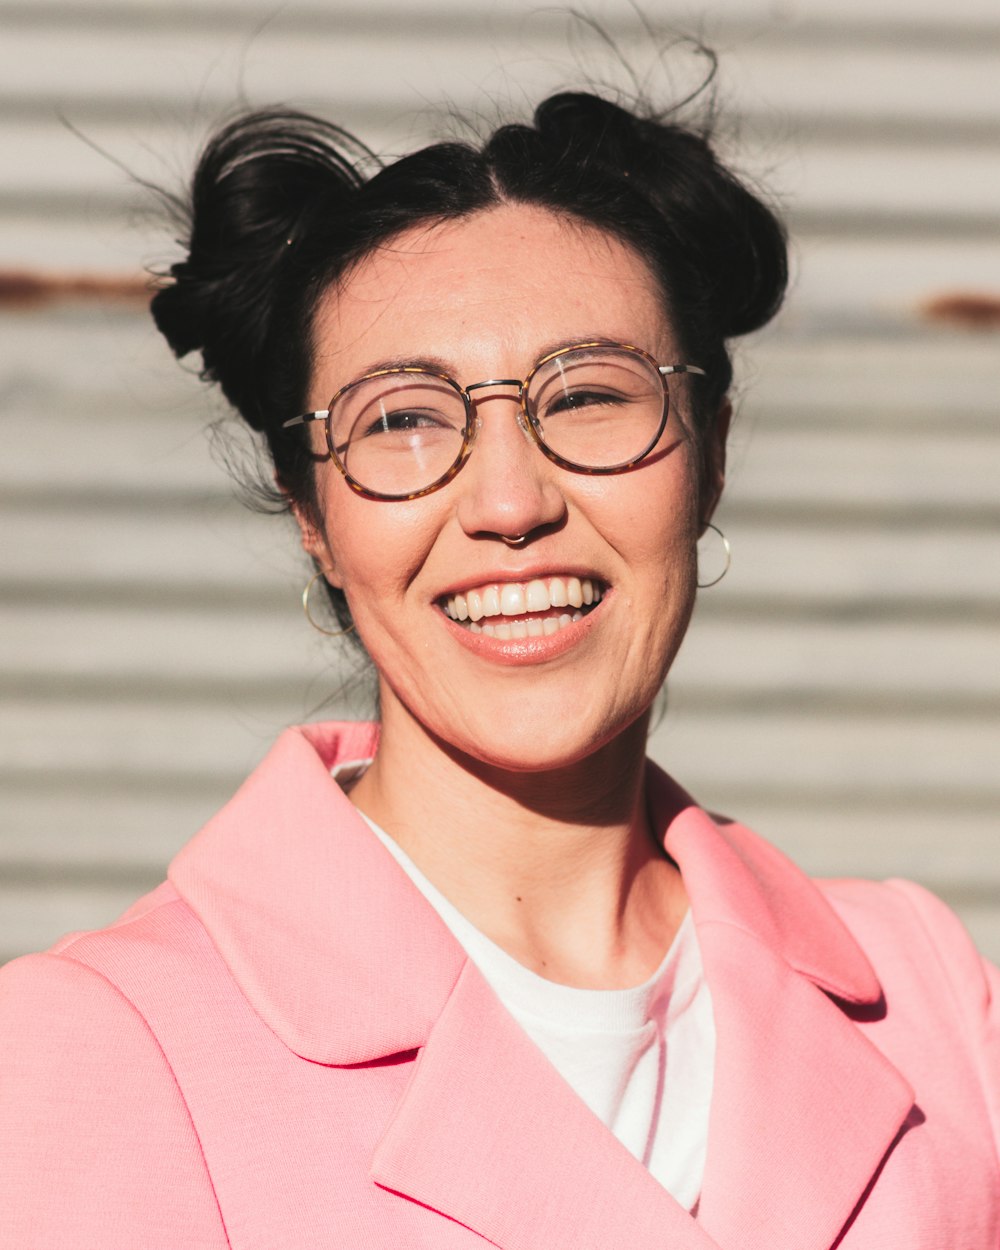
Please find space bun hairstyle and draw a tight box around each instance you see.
[152,88,787,631]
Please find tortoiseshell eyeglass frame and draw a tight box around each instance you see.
[281,341,706,502]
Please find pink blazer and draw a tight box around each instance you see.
[1,721,998,1248]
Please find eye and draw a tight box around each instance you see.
[358,406,451,438]
[542,387,631,418]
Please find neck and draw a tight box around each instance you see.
[348,696,687,989]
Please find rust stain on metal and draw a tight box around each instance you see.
[0,270,150,308]
[920,292,1000,331]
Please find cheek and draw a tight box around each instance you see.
[318,488,439,612]
[579,452,702,561]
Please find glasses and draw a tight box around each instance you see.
[282,341,705,502]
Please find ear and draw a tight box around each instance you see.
[700,398,731,526]
[290,499,343,589]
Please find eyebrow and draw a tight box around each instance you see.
[338,335,635,384]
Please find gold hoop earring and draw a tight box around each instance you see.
[696,523,731,588]
[303,571,355,637]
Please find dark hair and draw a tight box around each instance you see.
[152,90,788,632]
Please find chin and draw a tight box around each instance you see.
[429,700,653,779]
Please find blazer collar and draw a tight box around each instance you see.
[169,721,467,1064]
[647,764,882,1006]
[170,721,883,1065]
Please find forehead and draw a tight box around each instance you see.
[311,205,674,378]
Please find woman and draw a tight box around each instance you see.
[1,90,997,1248]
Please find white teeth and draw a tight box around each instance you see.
[500,583,526,616]
[477,612,583,640]
[443,576,605,625]
[525,579,550,612]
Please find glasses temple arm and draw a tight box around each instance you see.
[282,410,330,430]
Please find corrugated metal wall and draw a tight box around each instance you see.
[2,0,998,964]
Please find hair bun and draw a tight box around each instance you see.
[533,92,787,343]
[151,110,371,429]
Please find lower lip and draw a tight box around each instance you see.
[439,601,604,665]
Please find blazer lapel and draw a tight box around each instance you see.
[372,959,724,1250]
[695,929,914,1250]
[649,770,917,1250]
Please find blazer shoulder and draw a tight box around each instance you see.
[0,934,228,1246]
[47,877,183,955]
[877,879,999,1063]
[819,876,996,1008]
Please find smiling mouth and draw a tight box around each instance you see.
[440,576,605,639]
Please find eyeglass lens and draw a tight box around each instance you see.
[329,346,667,498]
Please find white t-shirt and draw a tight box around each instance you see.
[354,805,716,1211]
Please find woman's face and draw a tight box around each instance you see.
[297,205,725,772]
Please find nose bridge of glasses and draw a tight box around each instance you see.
[464,377,525,400]
[463,377,533,442]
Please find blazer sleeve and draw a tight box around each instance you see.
[0,952,229,1250]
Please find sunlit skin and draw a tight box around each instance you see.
[294,205,729,988]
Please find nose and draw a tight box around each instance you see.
[454,385,567,542]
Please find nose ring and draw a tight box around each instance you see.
[501,534,527,547]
